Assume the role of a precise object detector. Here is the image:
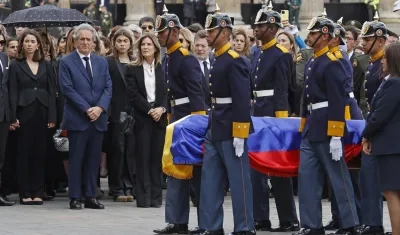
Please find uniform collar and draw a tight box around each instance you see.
[261,38,277,50]
[370,49,384,63]
[167,41,182,54]
[215,43,231,57]
[314,46,329,58]
[329,46,340,53]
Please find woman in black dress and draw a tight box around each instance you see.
[362,42,400,235]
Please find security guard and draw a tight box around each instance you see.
[365,0,379,21]
[358,13,386,235]
[251,3,299,232]
[198,10,255,235]
[99,5,113,37]
[323,21,363,232]
[83,0,97,22]
[295,16,359,235]
[153,6,206,235]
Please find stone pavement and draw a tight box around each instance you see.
[0,179,391,235]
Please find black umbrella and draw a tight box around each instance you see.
[1,5,93,28]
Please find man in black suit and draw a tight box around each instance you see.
[0,52,14,206]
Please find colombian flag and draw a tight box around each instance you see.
[162,115,364,179]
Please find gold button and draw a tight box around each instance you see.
[308,68,311,70]
[311,59,314,62]
[307,94,309,97]
[261,51,263,53]
[210,92,213,95]
[209,83,212,86]
[209,74,211,77]
[255,76,257,79]
[212,106,215,109]
[366,71,370,74]
[167,88,170,91]
[211,66,213,69]
[255,84,257,87]
[365,89,368,92]
[306,76,308,79]
[258,59,261,62]
[167,80,169,83]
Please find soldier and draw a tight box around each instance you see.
[99,5,113,37]
[152,6,206,235]
[323,21,363,232]
[83,0,98,22]
[357,13,387,235]
[251,2,300,232]
[198,10,255,235]
[294,16,359,235]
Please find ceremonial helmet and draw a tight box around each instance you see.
[360,12,388,39]
[394,0,400,12]
[205,4,234,31]
[155,5,183,33]
[307,8,335,37]
[345,20,362,30]
[253,1,283,28]
[333,22,346,45]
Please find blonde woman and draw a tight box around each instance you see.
[179,27,194,51]
[125,33,167,208]
[233,28,250,57]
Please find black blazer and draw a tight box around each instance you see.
[9,59,57,124]
[106,56,132,123]
[125,63,167,127]
[362,78,400,155]
[0,52,10,123]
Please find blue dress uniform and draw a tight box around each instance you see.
[199,12,255,235]
[296,17,359,235]
[326,22,363,230]
[251,6,299,231]
[153,10,206,235]
[357,19,387,235]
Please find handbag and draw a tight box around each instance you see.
[120,107,135,134]
[53,129,69,152]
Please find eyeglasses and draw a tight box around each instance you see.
[345,37,355,41]
[141,25,153,30]
[0,40,5,45]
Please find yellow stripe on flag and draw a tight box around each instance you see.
[162,115,194,179]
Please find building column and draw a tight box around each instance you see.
[124,0,155,25]
[379,0,400,34]
[219,0,245,25]
[299,0,324,29]
[58,0,71,9]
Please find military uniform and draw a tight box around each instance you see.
[83,2,97,22]
[357,19,386,235]
[199,12,255,234]
[153,11,206,235]
[100,11,113,37]
[250,6,299,232]
[296,17,359,235]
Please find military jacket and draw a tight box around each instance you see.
[365,50,384,106]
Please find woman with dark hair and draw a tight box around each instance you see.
[56,35,67,61]
[9,29,57,205]
[126,33,166,208]
[362,42,400,235]
[105,28,136,202]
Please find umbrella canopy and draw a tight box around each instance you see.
[2,5,93,28]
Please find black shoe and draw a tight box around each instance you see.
[271,222,300,232]
[255,220,271,231]
[230,230,256,235]
[324,219,340,230]
[200,229,225,235]
[20,198,34,205]
[43,193,54,201]
[293,228,325,235]
[329,227,358,235]
[84,198,104,209]
[153,224,189,234]
[69,199,82,210]
[189,227,205,234]
[358,225,384,235]
[126,189,135,202]
[0,196,15,206]
[151,204,162,208]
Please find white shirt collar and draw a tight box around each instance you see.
[143,59,155,68]
[198,58,210,64]
[385,75,390,80]
[77,50,91,59]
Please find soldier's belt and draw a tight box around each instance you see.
[253,89,274,98]
[170,97,190,107]
[348,92,355,98]
[211,97,232,104]
[307,101,328,111]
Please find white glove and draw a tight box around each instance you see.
[329,137,343,161]
[233,138,245,157]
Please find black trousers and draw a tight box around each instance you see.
[16,107,48,198]
[0,122,9,195]
[106,123,135,195]
[135,118,165,207]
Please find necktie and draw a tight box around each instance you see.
[83,57,93,83]
[203,61,209,81]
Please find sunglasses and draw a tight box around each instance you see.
[141,25,153,30]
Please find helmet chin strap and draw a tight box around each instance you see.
[310,33,323,48]
[163,28,173,48]
[210,27,224,48]
[366,37,378,55]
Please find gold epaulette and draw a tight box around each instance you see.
[179,47,190,56]
[276,44,289,53]
[333,50,343,59]
[227,49,239,59]
[326,52,338,61]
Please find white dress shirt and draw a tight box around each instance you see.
[198,58,210,76]
[348,50,354,59]
[143,59,156,103]
[77,51,93,75]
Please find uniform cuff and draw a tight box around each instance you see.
[232,122,250,138]
[299,118,306,132]
[327,120,345,137]
[191,111,206,115]
[275,111,288,118]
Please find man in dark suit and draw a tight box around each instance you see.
[0,52,14,206]
[59,23,112,210]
